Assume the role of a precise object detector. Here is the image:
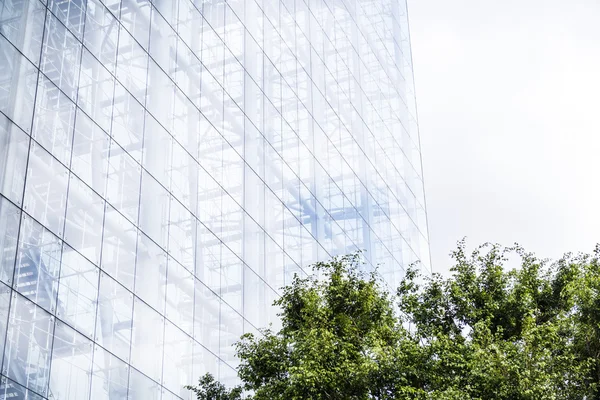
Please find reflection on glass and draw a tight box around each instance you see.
[49,321,93,400]
[2,292,54,396]
[0,197,21,285]
[0,115,29,206]
[0,0,429,395]
[13,216,61,313]
[58,245,99,337]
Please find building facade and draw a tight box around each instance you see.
[0,0,429,398]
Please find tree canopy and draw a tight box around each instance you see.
[187,242,600,399]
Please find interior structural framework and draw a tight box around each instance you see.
[0,0,429,398]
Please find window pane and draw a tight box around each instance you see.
[191,340,218,385]
[64,175,104,265]
[121,0,150,50]
[13,215,61,313]
[165,258,193,336]
[134,233,166,314]
[71,110,110,198]
[0,196,21,286]
[168,197,195,272]
[219,302,242,366]
[95,272,133,363]
[115,26,148,104]
[2,292,54,396]
[106,140,141,225]
[83,0,119,74]
[31,75,76,166]
[139,171,169,250]
[127,367,160,400]
[78,49,115,133]
[111,84,144,163]
[162,321,193,397]
[0,283,11,367]
[48,0,86,40]
[100,204,137,291]
[193,279,219,355]
[0,110,29,206]
[49,321,93,400]
[142,112,172,190]
[23,142,68,237]
[40,11,82,101]
[0,0,45,65]
[0,35,37,133]
[57,245,99,337]
[130,298,164,384]
[90,345,129,400]
[0,375,45,400]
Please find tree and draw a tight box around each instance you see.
[187,243,600,399]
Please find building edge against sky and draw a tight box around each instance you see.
[0,0,428,398]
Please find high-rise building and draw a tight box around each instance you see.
[0,0,429,398]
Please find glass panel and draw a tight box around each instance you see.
[127,367,160,400]
[105,140,141,226]
[139,171,169,250]
[220,244,242,313]
[161,388,180,400]
[168,198,195,272]
[71,110,110,198]
[100,204,137,291]
[0,113,29,206]
[64,175,104,265]
[120,0,151,50]
[31,75,76,166]
[111,84,144,163]
[95,272,133,363]
[48,321,93,400]
[162,320,193,397]
[23,142,69,237]
[90,345,130,400]
[142,112,172,190]
[13,215,61,313]
[191,340,218,386]
[134,233,166,315]
[115,26,148,104]
[0,375,45,400]
[48,0,86,39]
[219,302,242,366]
[83,0,119,74]
[130,298,164,384]
[0,197,21,285]
[78,49,115,133]
[0,35,38,133]
[91,346,129,400]
[0,0,45,65]
[148,7,176,79]
[40,10,82,101]
[145,58,174,133]
[242,265,269,329]
[195,222,221,293]
[2,292,54,396]
[0,283,11,367]
[165,258,193,336]
[193,279,219,355]
[57,245,99,338]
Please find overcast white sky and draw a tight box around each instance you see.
[408,0,600,272]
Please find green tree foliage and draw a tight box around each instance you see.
[187,243,600,399]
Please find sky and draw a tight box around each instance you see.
[407,0,600,272]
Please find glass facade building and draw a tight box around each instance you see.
[0,0,429,398]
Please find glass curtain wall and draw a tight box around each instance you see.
[0,0,429,398]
